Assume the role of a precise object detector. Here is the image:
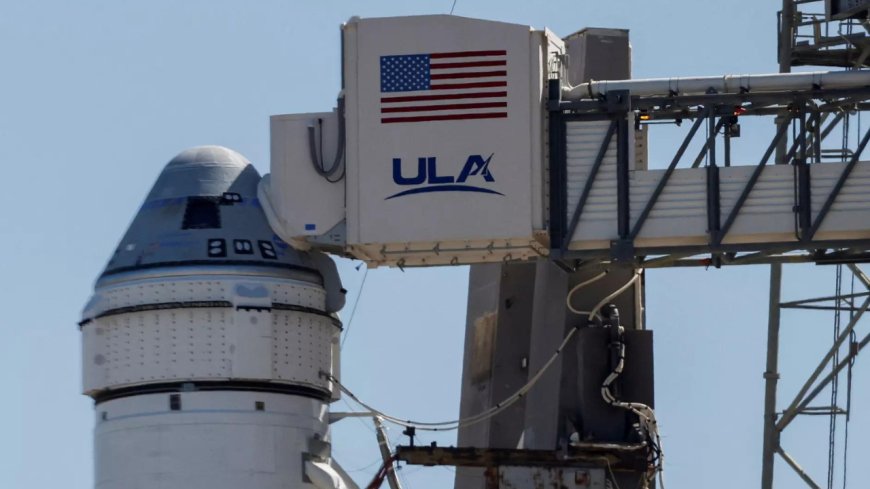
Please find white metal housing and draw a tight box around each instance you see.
[264,15,564,266]
[264,111,346,247]
[82,271,340,397]
[93,391,354,489]
[263,15,870,268]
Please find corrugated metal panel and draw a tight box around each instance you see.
[564,119,870,249]
[565,121,618,245]
[629,169,707,246]
[721,165,796,244]
[812,162,870,239]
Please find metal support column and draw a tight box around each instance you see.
[761,263,782,489]
[761,263,869,488]
[776,0,795,164]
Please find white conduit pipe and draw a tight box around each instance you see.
[567,270,642,320]
[564,69,870,100]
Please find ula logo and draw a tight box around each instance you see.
[386,153,503,200]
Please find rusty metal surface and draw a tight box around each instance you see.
[396,444,649,473]
[492,466,606,489]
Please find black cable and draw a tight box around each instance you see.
[842,331,854,489]
[326,160,347,183]
[828,264,843,489]
[308,97,346,179]
[341,265,369,350]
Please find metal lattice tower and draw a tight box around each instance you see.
[760,3,870,488]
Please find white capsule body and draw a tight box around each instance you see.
[80,147,353,489]
[82,270,339,396]
[94,391,327,489]
[82,268,343,489]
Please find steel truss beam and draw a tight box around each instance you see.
[779,0,870,69]
[547,79,870,268]
[761,263,868,489]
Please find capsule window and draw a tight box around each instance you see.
[258,240,277,259]
[169,394,181,411]
[182,197,221,229]
[234,239,254,254]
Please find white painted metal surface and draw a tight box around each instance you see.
[564,69,870,99]
[262,15,870,268]
[82,266,349,489]
[265,112,345,245]
[565,120,618,250]
[81,146,355,489]
[344,15,545,245]
[93,391,353,489]
[265,15,564,267]
[82,272,339,396]
[563,120,870,249]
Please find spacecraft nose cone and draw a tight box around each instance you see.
[167,145,249,168]
[96,145,323,284]
[147,145,257,201]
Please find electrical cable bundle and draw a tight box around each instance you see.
[597,304,665,489]
[324,269,641,433]
[326,269,658,488]
[566,269,664,487]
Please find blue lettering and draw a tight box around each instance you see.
[427,157,454,184]
[386,153,502,200]
[457,154,494,183]
[392,157,427,185]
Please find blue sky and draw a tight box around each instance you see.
[1,1,867,488]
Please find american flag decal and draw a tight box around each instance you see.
[379,50,508,124]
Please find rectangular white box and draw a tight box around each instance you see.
[266,112,345,242]
[341,15,562,265]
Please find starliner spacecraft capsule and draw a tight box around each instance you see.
[79,146,356,489]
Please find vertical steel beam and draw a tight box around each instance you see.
[776,0,795,165]
[690,116,727,168]
[796,102,813,241]
[716,119,790,245]
[708,112,717,167]
[548,79,568,253]
[630,115,705,240]
[778,1,795,71]
[613,91,631,240]
[761,263,782,489]
[706,161,721,248]
[706,111,722,257]
[724,125,732,167]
